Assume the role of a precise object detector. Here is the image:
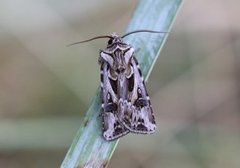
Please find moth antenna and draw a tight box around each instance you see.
[121,29,168,38]
[67,35,112,47]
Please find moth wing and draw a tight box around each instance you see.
[101,62,129,140]
[122,56,156,133]
[102,112,129,141]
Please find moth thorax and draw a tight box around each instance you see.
[114,50,126,73]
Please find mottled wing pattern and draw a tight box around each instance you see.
[100,62,129,141]
[122,56,156,133]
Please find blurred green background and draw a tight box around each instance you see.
[0,0,240,168]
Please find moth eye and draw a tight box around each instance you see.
[108,38,113,45]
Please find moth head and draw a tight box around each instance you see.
[107,33,123,46]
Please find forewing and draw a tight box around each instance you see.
[102,112,129,141]
[122,56,156,133]
[100,62,129,140]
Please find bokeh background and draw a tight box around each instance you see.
[0,0,239,168]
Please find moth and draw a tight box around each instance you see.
[69,30,166,141]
